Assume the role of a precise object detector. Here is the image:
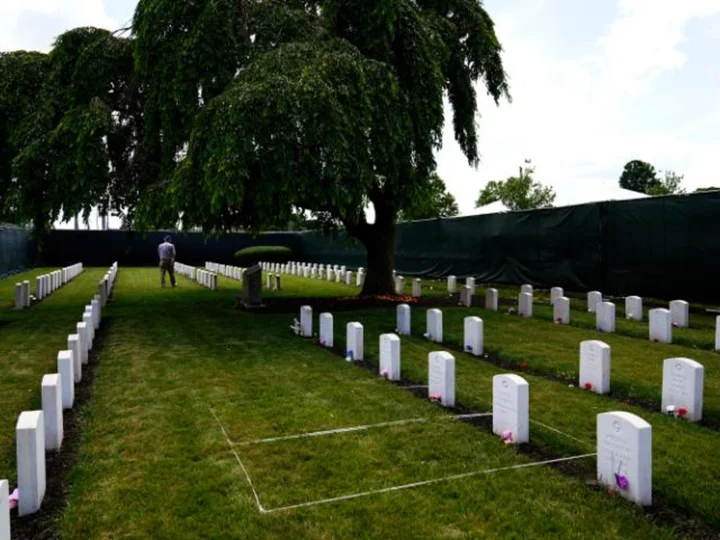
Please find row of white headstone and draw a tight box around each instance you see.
[14,263,84,310]
[2,263,117,535]
[174,262,218,290]
[296,304,654,507]
[263,261,366,287]
[205,262,244,281]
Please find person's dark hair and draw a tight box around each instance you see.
[164,235,171,242]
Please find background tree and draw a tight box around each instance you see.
[619,160,660,194]
[475,160,555,211]
[0,51,49,223]
[695,187,720,193]
[398,173,459,221]
[646,170,686,196]
[133,0,509,295]
[2,28,146,250]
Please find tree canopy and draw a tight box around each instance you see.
[619,160,659,194]
[132,0,509,293]
[646,171,686,196]
[475,160,555,211]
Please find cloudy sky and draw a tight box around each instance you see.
[2,0,719,219]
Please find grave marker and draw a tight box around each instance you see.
[460,286,472,307]
[626,296,643,321]
[485,288,498,311]
[395,276,405,295]
[0,479,9,540]
[379,334,401,381]
[550,287,564,304]
[596,302,616,333]
[57,351,75,409]
[466,277,476,294]
[580,340,611,394]
[447,276,457,294]
[242,265,263,307]
[492,374,529,444]
[68,335,82,383]
[521,284,533,296]
[661,358,704,422]
[77,323,89,364]
[669,300,689,328]
[463,317,483,356]
[554,296,570,324]
[428,352,455,407]
[16,411,46,516]
[518,292,532,318]
[588,291,602,313]
[346,322,364,361]
[426,309,443,343]
[300,306,313,338]
[346,271,353,286]
[649,309,672,343]
[397,304,411,336]
[41,375,63,451]
[597,411,652,506]
[14,283,23,310]
[412,279,422,298]
[319,313,334,348]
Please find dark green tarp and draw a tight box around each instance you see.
[0,225,30,277]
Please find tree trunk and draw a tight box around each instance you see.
[359,219,397,296]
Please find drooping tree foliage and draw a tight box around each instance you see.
[1,27,145,246]
[133,0,509,294]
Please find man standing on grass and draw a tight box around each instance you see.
[158,235,177,288]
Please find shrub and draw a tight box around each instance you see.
[234,246,293,266]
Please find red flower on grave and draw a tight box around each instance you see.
[652,338,659,343]
[678,407,688,417]
[584,382,592,390]
[520,361,528,371]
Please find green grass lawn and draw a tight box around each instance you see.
[2,268,718,538]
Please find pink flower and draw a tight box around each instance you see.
[678,407,688,417]
[380,369,389,378]
[502,431,514,444]
[584,382,592,390]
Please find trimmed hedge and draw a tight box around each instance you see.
[234,246,293,266]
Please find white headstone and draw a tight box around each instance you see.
[428,352,455,407]
[554,296,570,324]
[649,308,672,343]
[83,312,94,349]
[77,322,89,364]
[319,313,334,348]
[356,271,364,287]
[463,317,483,356]
[426,309,443,343]
[395,276,405,295]
[91,298,101,330]
[68,335,82,383]
[588,291,602,313]
[596,302,616,333]
[412,279,421,298]
[492,374,529,444]
[57,351,75,409]
[669,300,689,328]
[580,340,611,394]
[346,322,364,361]
[550,287,564,304]
[460,286,472,307]
[16,411,46,516]
[41,375,63,451]
[346,271,353,286]
[397,304,411,336]
[518,292,532,318]
[14,283,23,310]
[661,358,704,422]
[597,411,652,506]
[0,479,9,540]
[379,334,401,381]
[485,288,498,311]
[447,276,456,294]
[521,284,533,295]
[335,270,342,283]
[626,296,643,321]
[22,281,30,308]
[300,306,312,338]
[466,277,476,294]
[327,268,334,282]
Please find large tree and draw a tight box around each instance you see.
[475,160,555,211]
[133,0,509,295]
[398,172,459,221]
[647,170,686,196]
